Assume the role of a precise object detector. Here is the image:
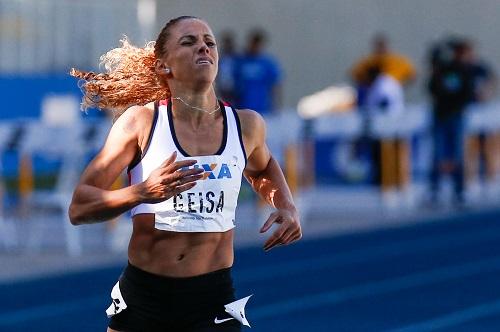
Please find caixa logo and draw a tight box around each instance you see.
[186,163,232,180]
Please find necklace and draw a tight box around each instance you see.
[172,97,221,115]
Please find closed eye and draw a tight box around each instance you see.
[179,35,196,45]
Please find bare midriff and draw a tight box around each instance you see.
[127,214,234,277]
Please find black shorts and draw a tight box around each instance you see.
[108,262,242,332]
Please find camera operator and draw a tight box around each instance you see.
[428,38,475,205]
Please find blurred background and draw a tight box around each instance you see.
[1,0,500,331]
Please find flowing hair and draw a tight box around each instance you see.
[70,16,199,117]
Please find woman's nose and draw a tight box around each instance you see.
[198,43,210,54]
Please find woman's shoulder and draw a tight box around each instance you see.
[235,108,266,141]
[236,109,265,130]
[110,102,156,143]
[116,102,155,125]
[123,101,155,117]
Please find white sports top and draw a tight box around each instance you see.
[128,99,247,232]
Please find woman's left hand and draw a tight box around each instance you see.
[260,208,302,251]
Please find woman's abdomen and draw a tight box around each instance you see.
[128,214,234,277]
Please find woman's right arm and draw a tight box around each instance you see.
[68,106,203,225]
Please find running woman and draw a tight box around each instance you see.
[69,16,301,332]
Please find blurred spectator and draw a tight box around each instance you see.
[364,65,405,116]
[463,41,497,103]
[428,38,476,204]
[461,40,497,186]
[233,29,282,114]
[216,30,239,105]
[358,65,406,187]
[351,33,415,107]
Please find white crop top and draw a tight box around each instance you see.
[128,99,247,232]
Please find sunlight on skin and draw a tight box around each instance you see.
[268,188,278,206]
[253,177,279,206]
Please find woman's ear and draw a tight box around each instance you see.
[155,59,171,76]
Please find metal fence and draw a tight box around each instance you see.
[1,101,500,255]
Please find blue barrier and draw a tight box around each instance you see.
[0,75,102,119]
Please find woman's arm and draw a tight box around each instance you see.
[238,109,302,251]
[69,106,203,225]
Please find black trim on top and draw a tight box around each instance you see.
[231,106,248,168]
[167,99,228,157]
[127,101,159,172]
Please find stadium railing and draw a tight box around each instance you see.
[1,101,499,255]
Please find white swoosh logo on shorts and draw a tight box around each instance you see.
[214,317,235,324]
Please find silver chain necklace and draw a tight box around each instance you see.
[171,97,221,115]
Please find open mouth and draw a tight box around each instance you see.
[196,58,213,65]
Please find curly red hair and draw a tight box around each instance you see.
[70,16,199,117]
[70,37,169,115]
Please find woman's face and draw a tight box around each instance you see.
[162,19,218,87]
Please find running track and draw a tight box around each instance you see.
[2,209,500,331]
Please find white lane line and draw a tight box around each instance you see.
[235,226,500,283]
[387,299,500,332]
[2,255,500,326]
[2,226,500,325]
[250,255,500,320]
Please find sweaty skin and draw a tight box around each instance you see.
[69,101,300,277]
[127,100,236,277]
[69,19,300,332]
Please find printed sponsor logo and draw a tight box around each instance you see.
[214,317,234,324]
[184,163,232,180]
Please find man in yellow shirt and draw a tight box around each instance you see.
[350,34,415,191]
[351,33,416,88]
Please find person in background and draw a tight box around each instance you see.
[428,38,475,205]
[461,40,497,188]
[364,65,405,116]
[351,33,415,108]
[463,40,497,103]
[233,29,282,115]
[357,65,405,186]
[216,30,238,105]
